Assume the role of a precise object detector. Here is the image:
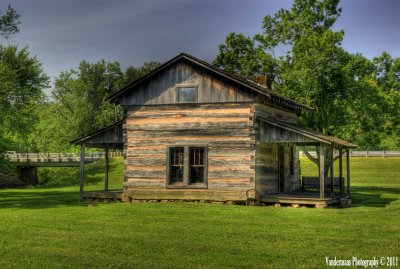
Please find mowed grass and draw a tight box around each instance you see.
[0,157,399,268]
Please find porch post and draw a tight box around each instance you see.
[183,146,190,185]
[319,143,325,199]
[346,149,351,196]
[330,147,334,197]
[339,148,343,195]
[105,145,109,192]
[79,143,85,199]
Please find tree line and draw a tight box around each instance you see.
[213,0,399,150]
[0,0,399,167]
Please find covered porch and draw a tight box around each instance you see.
[71,120,124,201]
[260,192,344,208]
[257,118,357,207]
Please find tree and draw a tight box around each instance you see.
[122,61,161,87]
[370,52,400,149]
[213,33,278,90]
[0,5,21,39]
[0,45,49,152]
[214,0,400,171]
[32,60,161,152]
[373,52,400,93]
[214,0,400,151]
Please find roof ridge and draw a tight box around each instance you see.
[107,52,312,111]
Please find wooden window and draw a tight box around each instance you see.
[189,147,205,184]
[167,146,207,188]
[169,147,184,184]
[177,87,196,103]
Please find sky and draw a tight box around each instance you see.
[2,0,400,83]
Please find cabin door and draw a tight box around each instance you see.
[278,145,285,192]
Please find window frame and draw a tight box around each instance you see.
[166,145,208,189]
[176,84,198,103]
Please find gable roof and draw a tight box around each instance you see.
[107,52,312,112]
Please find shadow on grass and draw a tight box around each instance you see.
[350,186,398,207]
[0,184,397,209]
[37,159,120,187]
[0,189,85,209]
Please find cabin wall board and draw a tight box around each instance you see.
[258,121,315,143]
[123,103,256,201]
[283,145,291,192]
[255,142,279,195]
[292,147,301,192]
[254,103,298,125]
[118,61,257,106]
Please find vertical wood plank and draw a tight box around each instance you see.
[79,143,85,198]
[105,145,109,192]
[319,143,325,199]
[339,148,343,195]
[184,146,190,185]
[346,149,351,196]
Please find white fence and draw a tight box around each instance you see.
[299,150,400,158]
[4,151,123,162]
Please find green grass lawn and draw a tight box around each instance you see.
[0,157,399,268]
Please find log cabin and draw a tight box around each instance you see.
[72,53,357,208]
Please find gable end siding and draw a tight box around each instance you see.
[118,62,257,106]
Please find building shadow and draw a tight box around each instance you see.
[349,186,398,207]
[0,189,84,209]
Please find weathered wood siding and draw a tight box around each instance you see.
[289,147,301,192]
[118,61,257,106]
[123,103,256,201]
[255,143,300,195]
[254,114,302,194]
[80,123,123,149]
[258,121,315,143]
[255,142,279,195]
[254,103,298,125]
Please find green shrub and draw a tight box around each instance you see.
[0,171,24,188]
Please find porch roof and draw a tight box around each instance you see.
[71,120,124,149]
[258,117,357,148]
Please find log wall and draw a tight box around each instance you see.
[123,103,256,202]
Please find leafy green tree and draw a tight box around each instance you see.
[122,61,161,86]
[213,33,278,90]
[373,52,400,93]
[214,0,400,150]
[32,60,161,152]
[0,5,21,39]
[0,45,49,152]
[370,53,400,149]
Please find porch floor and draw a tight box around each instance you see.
[261,192,349,207]
[82,190,123,201]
